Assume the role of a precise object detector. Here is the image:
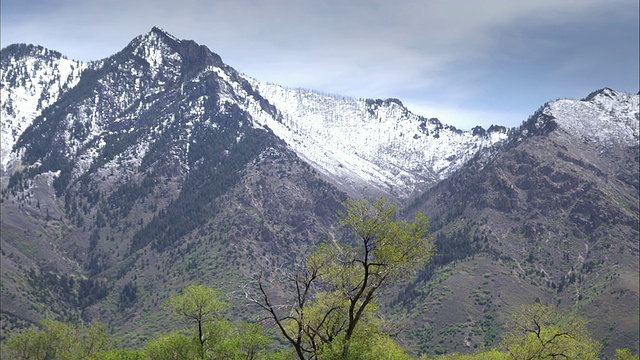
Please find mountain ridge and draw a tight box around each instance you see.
[1,44,88,171]
[244,77,510,200]
[2,27,513,201]
[397,89,639,355]
[0,27,638,357]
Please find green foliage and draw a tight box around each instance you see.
[202,319,236,357]
[202,320,271,359]
[165,284,228,324]
[263,349,296,360]
[500,303,601,360]
[5,280,617,360]
[317,331,413,360]
[231,322,272,359]
[614,348,640,360]
[88,348,147,360]
[138,316,271,360]
[165,283,228,354]
[143,330,202,360]
[163,284,272,359]
[252,196,433,359]
[430,348,509,359]
[5,319,112,360]
[337,197,434,283]
[423,304,604,360]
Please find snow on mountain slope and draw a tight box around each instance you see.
[543,88,639,147]
[1,45,88,170]
[4,27,282,196]
[0,28,512,201]
[244,79,508,199]
[0,27,510,200]
[2,28,638,204]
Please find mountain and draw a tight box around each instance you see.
[243,79,508,200]
[1,28,508,202]
[0,26,346,341]
[1,44,88,172]
[0,27,637,357]
[394,88,639,356]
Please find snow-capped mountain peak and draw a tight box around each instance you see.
[1,44,88,170]
[127,27,184,78]
[543,88,639,147]
[243,78,508,199]
[4,28,635,203]
[0,27,512,200]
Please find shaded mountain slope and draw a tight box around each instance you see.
[1,27,344,341]
[395,89,639,357]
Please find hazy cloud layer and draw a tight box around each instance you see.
[2,0,638,129]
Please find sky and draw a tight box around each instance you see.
[2,0,638,130]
